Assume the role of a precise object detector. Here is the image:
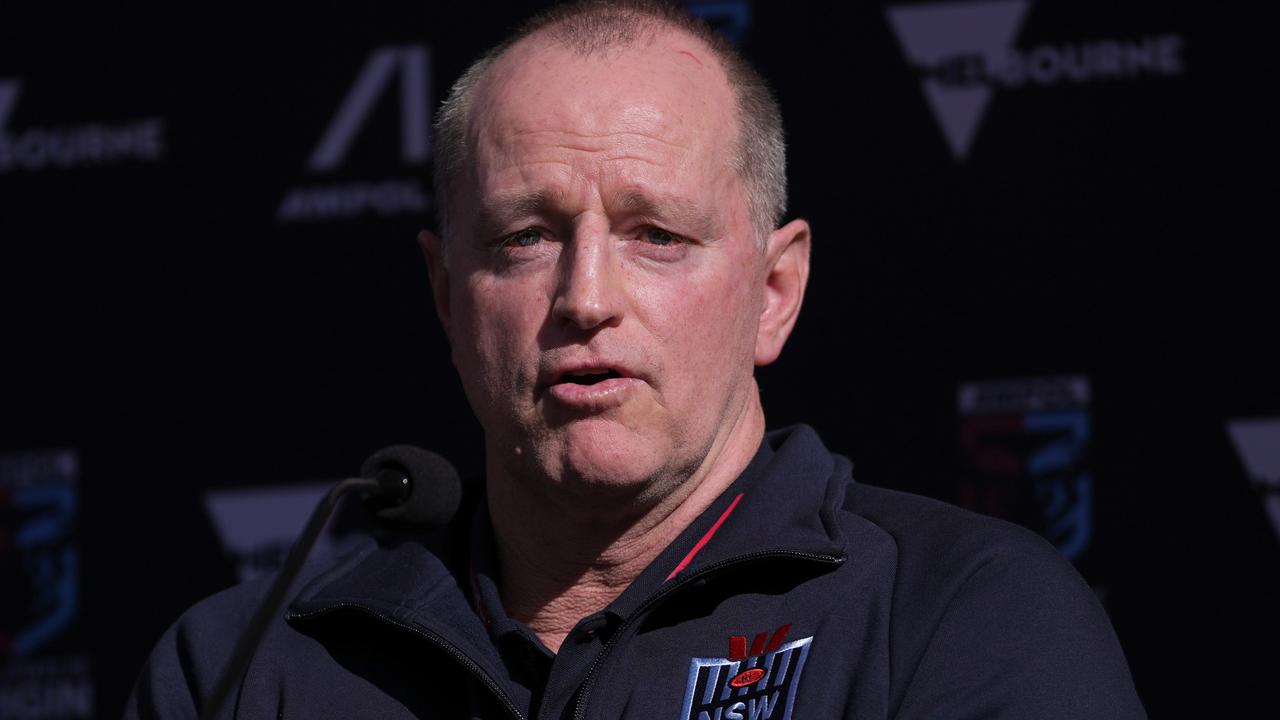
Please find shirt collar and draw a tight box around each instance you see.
[599,424,850,620]
[289,424,849,650]
[468,500,556,659]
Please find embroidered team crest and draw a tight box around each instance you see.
[679,625,812,720]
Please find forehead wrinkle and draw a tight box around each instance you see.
[492,149,672,173]
[479,143,696,205]
[488,131,696,176]
[505,127,693,153]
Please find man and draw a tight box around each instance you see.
[127,2,1146,718]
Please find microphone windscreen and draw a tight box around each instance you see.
[359,445,462,531]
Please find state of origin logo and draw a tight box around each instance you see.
[679,624,812,720]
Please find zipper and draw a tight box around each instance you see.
[570,549,844,720]
[288,602,526,720]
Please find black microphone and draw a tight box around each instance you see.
[201,446,461,720]
[360,444,462,530]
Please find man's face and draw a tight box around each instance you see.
[434,30,771,500]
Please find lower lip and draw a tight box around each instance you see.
[546,377,642,411]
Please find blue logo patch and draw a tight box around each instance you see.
[679,636,812,720]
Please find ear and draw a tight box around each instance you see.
[755,218,811,366]
[417,229,452,340]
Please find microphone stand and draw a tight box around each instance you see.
[200,476,387,720]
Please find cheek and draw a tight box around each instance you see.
[633,257,758,379]
[453,277,547,393]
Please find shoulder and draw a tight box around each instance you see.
[839,483,1146,718]
[122,573,272,719]
[838,481,1090,652]
[766,425,1076,596]
[843,481,1073,590]
[841,481,1102,648]
[838,479,1100,643]
[122,541,381,719]
[161,537,380,654]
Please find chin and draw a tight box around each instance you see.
[547,418,673,494]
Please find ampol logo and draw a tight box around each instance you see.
[884,0,1185,160]
[1226,418,1280,547]
[276,45,433,223]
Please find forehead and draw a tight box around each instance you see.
[466,27,738,190]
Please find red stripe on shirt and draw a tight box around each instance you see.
[665,492,744,581]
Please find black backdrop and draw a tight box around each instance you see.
[2,1,1277,718]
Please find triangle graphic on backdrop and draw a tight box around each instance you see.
[1226,418,1280,546]
[204,483,360,582]
[885,0,1030,161]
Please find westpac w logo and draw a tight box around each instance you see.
[679,626,812,720]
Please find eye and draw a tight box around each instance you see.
[643,227,677,246]
[504,228,543,248]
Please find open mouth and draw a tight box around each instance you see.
[558,369,622,386]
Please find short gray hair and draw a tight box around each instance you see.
[432,0,787,247]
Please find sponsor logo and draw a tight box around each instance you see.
[958,375,1093,560]
[277,45,433,223]
[1226,418,1280,546]
[0,450,94,719]
[203,483,364,582]
[0,79,165,174]
[680,625,810,720]
[885,0,1185,160]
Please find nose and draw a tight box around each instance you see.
[551,228,625,332]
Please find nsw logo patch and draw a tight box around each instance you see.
[679,626,812,720]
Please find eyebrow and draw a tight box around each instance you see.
[476,190,559,233]
[476,187,720,240]
[613,190,719,240]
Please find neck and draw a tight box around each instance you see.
[486,383,766,652]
